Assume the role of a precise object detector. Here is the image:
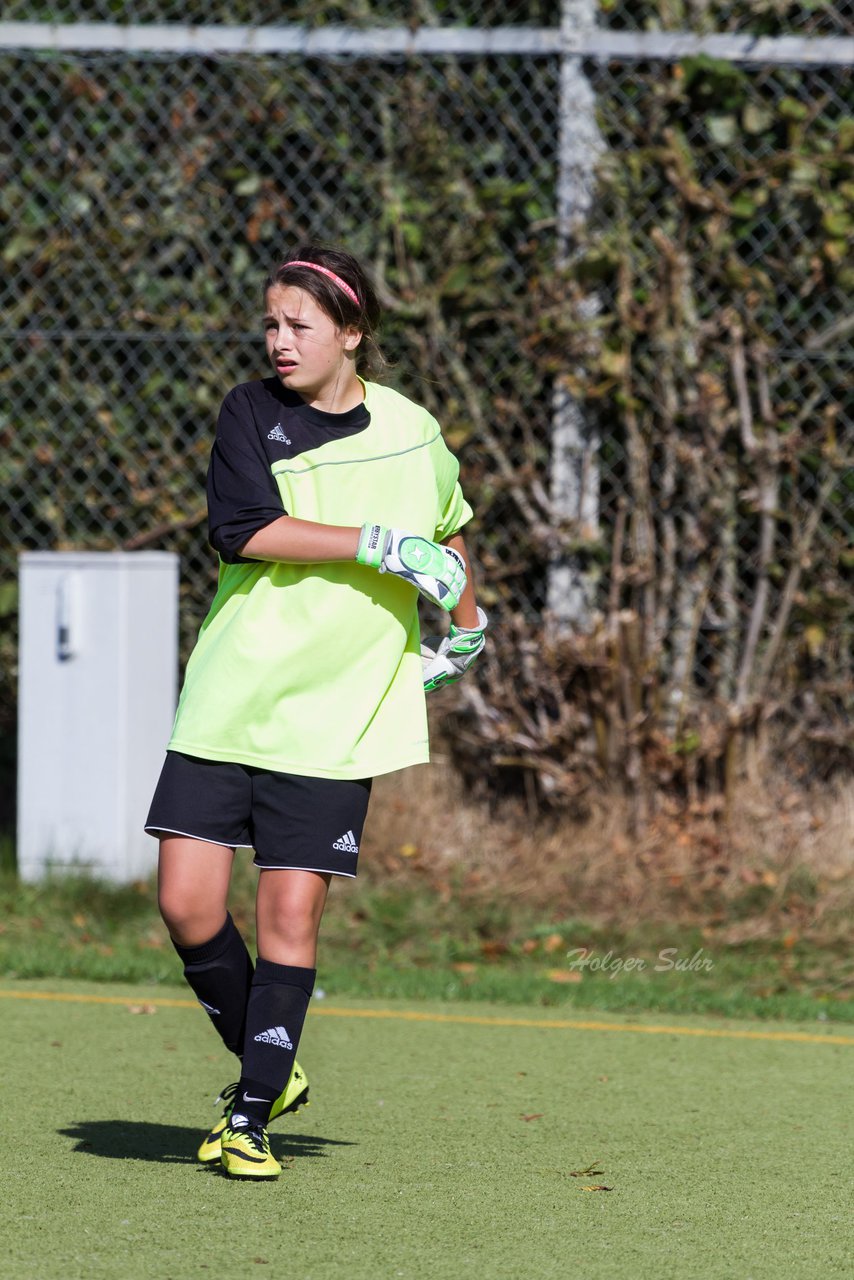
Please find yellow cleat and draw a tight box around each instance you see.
[196,1062,309,1164]
[220,1122,281,1180]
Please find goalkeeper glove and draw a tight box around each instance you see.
[421,607,488,692]
[356,523,467,613]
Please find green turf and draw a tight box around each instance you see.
[1,980,851,1279]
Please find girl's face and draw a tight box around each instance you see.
[264,284,362,406]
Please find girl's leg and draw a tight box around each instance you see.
[255,866,331,967]
[230,868,330,1126]
[158,836,253,1057]
[158,836,234,945]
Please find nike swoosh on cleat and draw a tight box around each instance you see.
[222,1147,267,1163]
[243,1094,273,1103]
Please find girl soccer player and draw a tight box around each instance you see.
[145,246,486,1179]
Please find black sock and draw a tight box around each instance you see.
[232,959,315,1127]
[172,913,253,1057]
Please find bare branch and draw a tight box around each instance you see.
[123,509,206,550]
[728,316,757,456]
[754,468,838,700]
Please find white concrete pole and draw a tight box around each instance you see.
[547,0,605,630]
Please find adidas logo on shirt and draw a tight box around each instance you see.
[254,1025,293,1049]
[268,423,292,444]
[333,829,359,853]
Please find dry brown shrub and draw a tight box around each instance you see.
[362,746,853,940]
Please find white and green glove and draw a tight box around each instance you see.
[356,523,467,613]
[421,607,488,692]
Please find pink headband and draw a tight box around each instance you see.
[280,260,360,307]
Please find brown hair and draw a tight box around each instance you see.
[264,245,385,379]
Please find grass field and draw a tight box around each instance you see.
[2,979,851,1279]
[2,868,852,1025]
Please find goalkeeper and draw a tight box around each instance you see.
[145,245,486,1181]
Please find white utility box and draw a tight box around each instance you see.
[17,551,179,881]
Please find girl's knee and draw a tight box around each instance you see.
[263,909,320,950]
[157,889,190,940]
[158,888,221,946]
[256,904,324,966]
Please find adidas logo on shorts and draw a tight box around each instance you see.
[254,1025,293,1049]
[332,829,359,853]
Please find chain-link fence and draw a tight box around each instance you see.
[3,2,854,32]
[2,3,851,817]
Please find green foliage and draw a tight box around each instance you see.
[1,42,851,818]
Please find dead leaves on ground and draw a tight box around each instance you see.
[545,968,583,984]
[570,1161,614,1191]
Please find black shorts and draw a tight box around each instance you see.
[145,751,372,877]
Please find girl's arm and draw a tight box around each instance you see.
[239,516,360,563]
[420,531,486,694]
[442,533,480,630]
[240,518,478,622]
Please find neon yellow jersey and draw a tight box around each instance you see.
[167,378,473,779]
